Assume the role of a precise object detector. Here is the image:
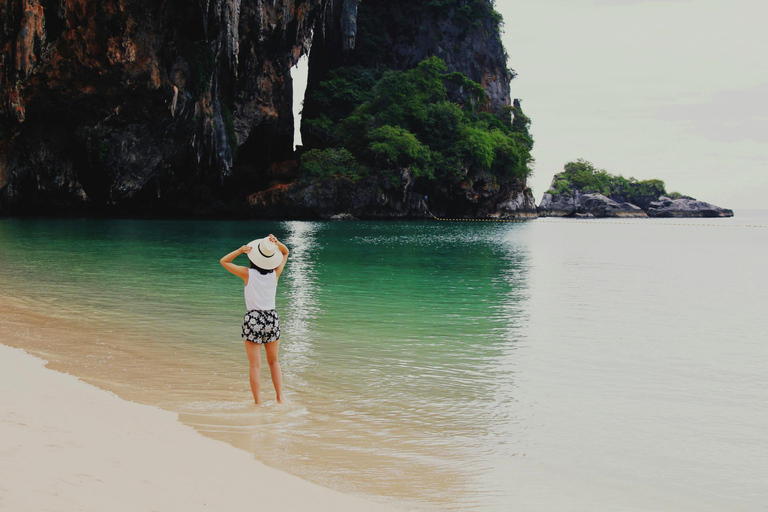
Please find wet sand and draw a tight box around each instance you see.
[0,343,399,512]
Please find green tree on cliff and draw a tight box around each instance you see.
[301,57,533,184]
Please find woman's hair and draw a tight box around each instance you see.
[250,261,274,274]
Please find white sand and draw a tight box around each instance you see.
[0,344,400,512]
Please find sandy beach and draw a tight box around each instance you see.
[0,343,399,512]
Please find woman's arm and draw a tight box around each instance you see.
[268,234,290,282]
[220,246,251,283]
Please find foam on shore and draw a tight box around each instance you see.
[0,343,400,512]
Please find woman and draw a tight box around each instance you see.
[220,234,289,405]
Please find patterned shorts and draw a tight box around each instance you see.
[242,309,281,344]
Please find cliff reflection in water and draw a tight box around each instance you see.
[269,221,533,507]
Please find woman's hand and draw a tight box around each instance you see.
[268,234,290,282]
[269,234,288,256]
[220,246,251,283]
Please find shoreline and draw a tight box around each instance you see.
[0,343,400,512]
[0,293,449,510]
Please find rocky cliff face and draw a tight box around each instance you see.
[247,171,536,220]
[538,190,647,218]
[1,0,323,214]
[302,0,512,127]
[279,0,535,219]
[1,0,532,218]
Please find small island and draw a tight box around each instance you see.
[538,160,734,218]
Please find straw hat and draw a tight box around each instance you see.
[246,237,283,270]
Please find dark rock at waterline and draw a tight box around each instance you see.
[247,168,538,220]
[247,173,429,220]
[329,213,358,221]
[646,196,734,218]
[538,190,647,218]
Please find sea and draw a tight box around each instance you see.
[1,212,766,511]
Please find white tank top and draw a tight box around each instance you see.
[244,269,277,311]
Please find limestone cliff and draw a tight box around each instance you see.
[1,0,322,214]
[0,0,532,218]
[279,0,535,219]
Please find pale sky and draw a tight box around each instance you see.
[292,0,768,208]
[497,0,767,208]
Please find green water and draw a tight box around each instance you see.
[0,218,531,508]
[2,216,767,511]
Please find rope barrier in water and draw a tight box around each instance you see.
[426,210,767,228]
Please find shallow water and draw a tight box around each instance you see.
[1,213,766,511]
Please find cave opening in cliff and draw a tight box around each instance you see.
[291,55,310,151]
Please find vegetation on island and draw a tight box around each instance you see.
[300,57,533,186]
[547,159,688,203]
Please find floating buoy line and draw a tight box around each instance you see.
[426,210,766,228]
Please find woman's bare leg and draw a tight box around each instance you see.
[244,340,262,405]
[264,340,283,403]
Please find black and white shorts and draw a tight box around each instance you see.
[242,309,281,344]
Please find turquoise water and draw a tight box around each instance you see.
[1,214,766,511]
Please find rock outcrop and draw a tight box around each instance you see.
[538,174,733,218]
[647,196,734,218]
[538,190,647,218]
[247,169,536,220]
[247,168,429,219]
